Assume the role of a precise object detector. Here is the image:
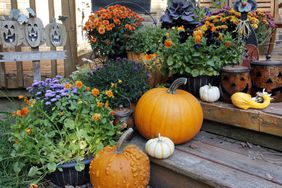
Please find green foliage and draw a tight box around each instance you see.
[9,83,122,184]
[158,29,243,77]
[126,26,167,53]
[72,59,149,108]
[0,114,32,187]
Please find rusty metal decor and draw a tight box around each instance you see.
[251,58,282,102]
[220,65,252,103]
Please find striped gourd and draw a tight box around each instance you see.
[145,134,174,159]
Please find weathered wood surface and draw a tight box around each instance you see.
[202,120,282,151]
[0,51,66,62]
[200,101,282,137]
[129,131,282,188]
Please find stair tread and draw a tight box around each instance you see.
[129,132,282,188]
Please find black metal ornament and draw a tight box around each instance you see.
[234,0,258,47]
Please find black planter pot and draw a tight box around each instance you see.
[169,75,220,97]
[45,157,93,187]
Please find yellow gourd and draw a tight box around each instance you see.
[231,90,271,110]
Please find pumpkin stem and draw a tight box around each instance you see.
[116,128,134,154]
[168,78,187,94]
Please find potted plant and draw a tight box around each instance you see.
[71,59,150,127]
[9,76,122,187]
[157,28,243,96]
[126,26,168,87]
[83,4,144,58]
[126,26,167,61]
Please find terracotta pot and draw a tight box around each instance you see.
[251,57,282,102]
[220,65,252,103]
[127,52,146,63]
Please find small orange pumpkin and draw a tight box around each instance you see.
[134,78,203,144]
[89,128,150,188]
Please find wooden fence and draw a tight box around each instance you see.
[0,0,78,91]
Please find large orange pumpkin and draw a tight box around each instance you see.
[89,128,150,188]
[134,78,203,144]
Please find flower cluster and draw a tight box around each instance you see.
[27,75,71,107]
[84,4,144,57]
[10,78,122,184]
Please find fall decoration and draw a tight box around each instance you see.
[89,128,150,188]
[134,78,203,144]
[145,134,175,159]
[84,4,144,57]
[231,90,271,110]
[199,84,220,103]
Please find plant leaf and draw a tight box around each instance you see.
[47,162,57,172]
[75,162,85,172]
[28,166,39,177]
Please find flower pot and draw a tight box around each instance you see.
[169,75,219,97]
[45,157,93,187]
[127,52,146,63]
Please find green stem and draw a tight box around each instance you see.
[167,78,187,94]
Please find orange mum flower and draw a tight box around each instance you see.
[25,127,32,135]
[164,40,172,48]
[113,18,121,25]
[29,184,38,188]
[102,20,110,25]
[194,35,202,44]
[106,25,112,31]
[211,26,217,33]
[105,90,114,98]
[20,107,29,117]
[105,101,109,109]
[92,113,101,122]
[92,88,100,97]
[125,24,131,30]
[98,25,106,35]
[91,37,97,43]
[111,83,117,88]
[177,25,185,31]
[86,87,91,91]
[65,83,71,89]
[225,41,232,48]
[75,81,83,89]
[111,111,115,116]
[97,101,104,108]
[18,95,25,100]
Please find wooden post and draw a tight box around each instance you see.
[48,0,58,77]
[61,0,78,77]
[0,45,6,88]
[29,0,41,81]
[11,0,24,87]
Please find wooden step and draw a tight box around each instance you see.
[200,101,282,137]
[129,131,282,188]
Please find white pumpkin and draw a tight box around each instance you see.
[199,84,220,102]
[145,134,174,159]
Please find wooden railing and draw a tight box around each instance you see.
[0,0,77,90]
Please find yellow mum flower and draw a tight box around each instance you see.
[105,90,114,98]
[65,83,71,89]
[91,88,100,97]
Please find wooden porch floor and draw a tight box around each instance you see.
[130,131,282,188]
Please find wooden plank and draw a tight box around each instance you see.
[201,101,260,131]
[28,0,41,81]
[200,101,282,137]
[202,120,282,151]
[0,45,6,88]
[61,0,78,77]
[130,134,282,188]
[0,51,66,62]
[11,0,24,88]
[194,131,282,167]
[178,141,282,185]
[48,0,58,77]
